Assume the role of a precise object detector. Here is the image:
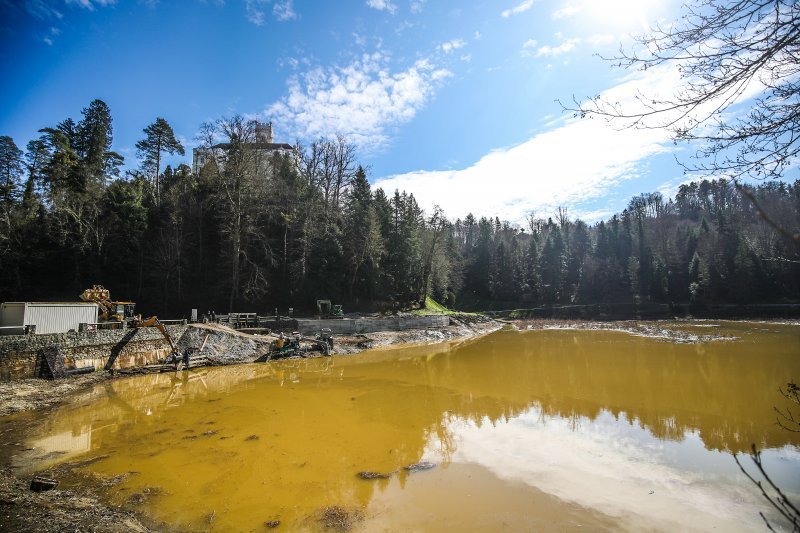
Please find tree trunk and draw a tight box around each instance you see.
[229,219,240,313]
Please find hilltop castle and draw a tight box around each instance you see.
[192,121,295,175]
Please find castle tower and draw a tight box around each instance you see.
[256,121,274,143]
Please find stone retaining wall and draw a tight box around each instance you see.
[295,315,449,335]
[0,325,188,381]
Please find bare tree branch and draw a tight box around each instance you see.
[566,0,800,182]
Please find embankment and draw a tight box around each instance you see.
[0,326,189,381]
[0,315,501,416]
[485,302,800,321]
[296,315,450,335]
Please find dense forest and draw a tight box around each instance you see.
[1,99,798,316]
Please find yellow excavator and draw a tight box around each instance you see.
[79,285,136,322]
[79,285,178,356]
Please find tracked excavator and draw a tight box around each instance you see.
[79,285,179,359]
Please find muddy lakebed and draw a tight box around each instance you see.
[1,320,799,531]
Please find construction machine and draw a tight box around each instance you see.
[316,300,344,319]
[80,285,179,358]
[267,330,331,358]
[80,285,137,322]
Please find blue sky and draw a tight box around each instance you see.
[2,0,698,224]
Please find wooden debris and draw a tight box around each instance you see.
[30,476,58,492]
[38,345,66,380]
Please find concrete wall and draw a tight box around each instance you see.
[0,325,188,381]
[295,315,449,335]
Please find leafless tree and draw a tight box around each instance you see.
[569,0,799,242]
[733,381,800,531]
[775,381,800,433]
[198,116,269,310]
[734,443,800,531]
[420,205,447,305]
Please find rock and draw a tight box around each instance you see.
[318,505,364,532]
[403,461,436,473]
[356,471,394,480]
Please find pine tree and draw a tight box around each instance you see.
[0,136,23,206]
[136,117,184,206]
[344,166,383,301]
[76,99,120,187]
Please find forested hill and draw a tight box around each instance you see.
[1,100,798,316]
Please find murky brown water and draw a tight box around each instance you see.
[3,321,799,531]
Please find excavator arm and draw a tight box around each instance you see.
[134,316,178,355]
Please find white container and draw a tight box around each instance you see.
[0,302,99,334]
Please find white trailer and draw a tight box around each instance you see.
[0,302,100,334]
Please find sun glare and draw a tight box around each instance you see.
[583,0,663,32]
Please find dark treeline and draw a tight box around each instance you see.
[1,100,798,316]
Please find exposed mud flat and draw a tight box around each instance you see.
[0,372,110,418]
[513,318,799,343]
[0,466,152,533]
[331,314,501,354]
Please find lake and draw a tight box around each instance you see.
[3,321,799,531]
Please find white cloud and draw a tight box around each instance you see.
[65,0,116,10]
[520,38,539,57]
[410,0,425,14]
[552,5,581,19]
[587,34,617,47]
[267,52,452,151]
[244,0,294,24]
[439,39,465,54]
[373,68,683,224]
[535,38,580,57]
[25,1,64,20]
[245,0,267,25]
[366,0,397,15]
[474,31,482,40]
[656,178,689,202]
[501,0,535,18]
[273,0,296,21]
[440,409,780,531]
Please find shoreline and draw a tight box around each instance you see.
[0,314,501,418]
[0,316,501,533]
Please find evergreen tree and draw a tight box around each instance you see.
[136,117,185,206]
[343,166,383,301]
[76,99,121,186]
[0,136,23,206]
